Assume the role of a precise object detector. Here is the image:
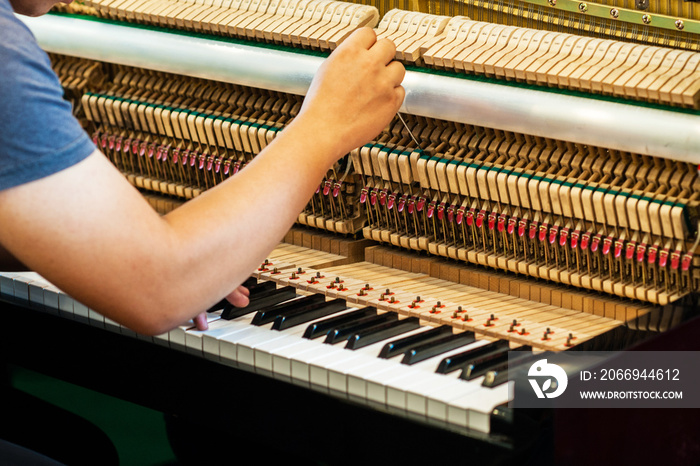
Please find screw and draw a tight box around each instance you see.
[676,19,684,30]
[642,14,651,24]
[578,2,587,12]
[610,8,619,18]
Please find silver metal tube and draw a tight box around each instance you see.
[20,13,700,163]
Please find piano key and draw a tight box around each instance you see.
[220,297,353,370]
[345,316,421,350]
[251,294,325,325]
[271,298,348,330]
[385,342,495,412]
[302,306,376,339]
[221,285,296,319]
[246,279,276,296]
[401,331,476,365]
[324,312,398,344]
[201,314,260,361]
[204,277,259,313]
[436,339,510,374]
[481,349,541,387]
[447,383,512,432]
[252,308,363,379]
[355,338,489,407]
[309,325,435,396]
[460,345,532,381]
[378,324,453,359]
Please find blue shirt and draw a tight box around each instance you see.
[0,0,95,191]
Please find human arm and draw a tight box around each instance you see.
[0,28,405,335]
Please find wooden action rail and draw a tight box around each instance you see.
[371,11,700,107]
[61,0,700,107]
[83,0,380,50]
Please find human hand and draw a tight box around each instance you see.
[293,28,406,162]
[192,285,250,330]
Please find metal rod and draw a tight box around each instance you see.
[20,13,700,163]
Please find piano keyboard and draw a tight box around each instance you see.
[0,235,627,436]
[1,269,516,435]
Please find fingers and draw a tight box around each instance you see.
[369,38,397,65]
[342,27,377,50]
[226,285,250,307]
[394,85,406,108]
[386,60,406,87]
[193,312,208,331]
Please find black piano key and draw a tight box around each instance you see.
[241,276,258,289]
[378,325,453,359]
[272,299,348,331]
[460,345,532,381]
[246,280,276,296]
[482,352,538,388]
[345,317,421,350]
[251,294,325,326]
[205,298,229,314]
[482,366,510,388]
[205,277,259,313]
[324,313,398,345]
[221,286,296,320]
[436,340,510,374]
[303,306,377,340]
[401,331,475,366]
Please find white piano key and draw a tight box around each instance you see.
[169,322,193,351]
[269,339,321,383]
[58,291,75,320]
[308,347,366,393]
[73,301,90,324]
[450,382,511,432]
[289,343,349,388]
[153,332,170,347]
[183,312,223,355]
[103,316,122,333]
[218,323,273,366]
[235,325,292,369]
[28,279,48,308]
[322,328,431,398]
[201,316,256,361]
[386,343,489,411]
[88,308,105,329]
[12,275,30,301]
[43,285,60,316]
[254,326,316,378]
[0,272,19,296]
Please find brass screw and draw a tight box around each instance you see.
[642,14,651,24]
[548,0,556,6]
[610,8,619,18]
[578,2,587,12]
[676,19,685,30]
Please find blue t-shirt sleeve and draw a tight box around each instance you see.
[0,2,95,191]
